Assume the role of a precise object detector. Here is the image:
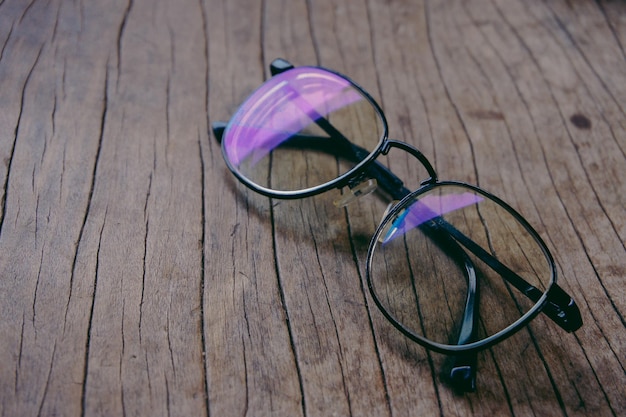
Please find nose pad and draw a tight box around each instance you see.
[333,178,378,208]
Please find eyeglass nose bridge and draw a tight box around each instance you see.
[382,139,438,187]
[333,139,439,208]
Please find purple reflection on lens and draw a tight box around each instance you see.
[223,67,363,166]
[382,193,484,244]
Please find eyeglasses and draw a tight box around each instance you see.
[212,58,583,392]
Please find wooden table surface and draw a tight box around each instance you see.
[1,0,624,416]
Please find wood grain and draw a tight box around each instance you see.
[0,0,624,416]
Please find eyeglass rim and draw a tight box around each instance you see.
[220,64,390,199]
[365,180,558,354]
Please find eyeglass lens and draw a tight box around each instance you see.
[221,67,385,192]
[369,184,552,348]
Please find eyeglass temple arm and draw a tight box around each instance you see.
[423,227,479,392]
[434,218,582,332]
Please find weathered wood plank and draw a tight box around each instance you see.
[76,1,209,415]
[204,1,305,416]
[0,1,117,415]
[0,0,623,416]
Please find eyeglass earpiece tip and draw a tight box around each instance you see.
[270,58,294,75]
[449,365,477,393]
[211,122,227,142]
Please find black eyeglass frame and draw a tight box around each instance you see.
[212,58,582,392]
[368,180,559,353]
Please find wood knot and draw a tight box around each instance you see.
[570,113,591,130]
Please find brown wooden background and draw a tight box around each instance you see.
[1,0,624,416]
